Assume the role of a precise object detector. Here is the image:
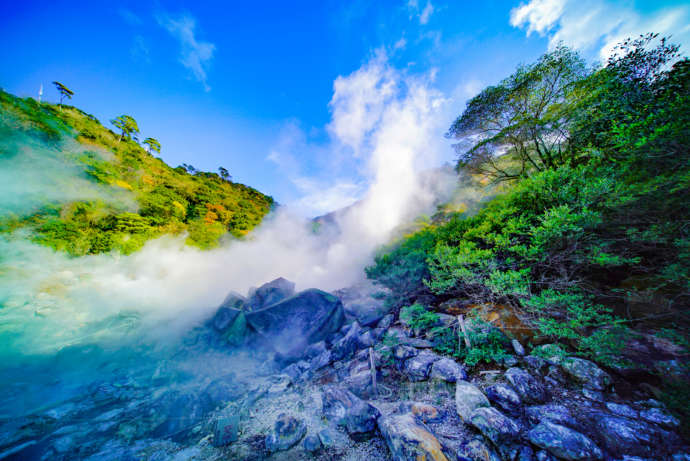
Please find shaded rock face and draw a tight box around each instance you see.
[246,288,345,362]
[528,421,603,460]
[333,281,391,327]
[505,367,547,404]
[455,380,490,421]
[593,414,676,458]
[321,386,380,435]
[247,277,295,311]
[560,357,611,391]
[525,404,577,428]
[402,350,440,381]
[486,383,522,416]
[378,412,454,461]
[264,414,306,453]
[430,357,467,383]
[469,407,522,454]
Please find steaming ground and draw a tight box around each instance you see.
[0,52,468,419]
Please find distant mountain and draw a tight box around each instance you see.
[0,90,274,255]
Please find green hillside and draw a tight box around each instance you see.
[367,36,689,417]
[0,90,274,255]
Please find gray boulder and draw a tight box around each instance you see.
[378,413,455,461]
[594,414,670,457]
[402,350,440,381]
[528,421,603,460]
[321,386,380,435]
[525,404,577,428]
[246,288,345,361]
[485,383,522,416]
[455,380,490,421]
[560,357,611,391]
[506,367,547,403]
[247,277,295,310]
[605,403,638,419]
[265,414,306,453]
[639,407,680,428]
[430,357,467,382]
[469,407,522,448]
[331,321,364,361]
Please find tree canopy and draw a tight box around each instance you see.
[448,45,588,181]
[52,81,74,108]
[143,137,161,154]
[110,115,140,143]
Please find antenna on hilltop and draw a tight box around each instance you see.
[38,84,43,103]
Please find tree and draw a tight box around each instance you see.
[52,81,74,110]
[218,167,231,181]
[110,115,140,143]
[143,137,161,155]
[447,45,588,181]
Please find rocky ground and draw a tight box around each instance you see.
[0,278,688,460]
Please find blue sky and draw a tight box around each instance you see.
[2,0,688,215]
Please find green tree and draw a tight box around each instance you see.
[110,115,140,143]
[52,81,74,110]
[448,45,588,181]
[218,166,231,181]
[143,137,161,155]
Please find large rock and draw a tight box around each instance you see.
[334,281,392,327]
[265,414,306,453]
[505,367,547,404]
[430,358,467,383]
[528,421,603,460]
[321,386,380,435]
[402,350,440,381]
[331,322,364,361]
[455,380,490,421]
[398,401,445,424]
[593,414,676,458]
[639,407,680,428]
[525,404,577,428]
[485,384,522,416]
[246,288,345,361]
[247,277,295,310]
[560,357,611,391]
[378,413,455,461]
[469,407,522,448]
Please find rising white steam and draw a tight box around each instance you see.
[0,52,457,358]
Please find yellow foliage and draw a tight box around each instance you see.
[113,179,133,190]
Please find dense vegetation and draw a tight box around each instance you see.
[0,90,274,255]
[367,35,689,413]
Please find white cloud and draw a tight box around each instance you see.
[157,13,216,91]
[408,0,435,25]
[510,0,690,59]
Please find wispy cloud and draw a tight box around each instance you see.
[510,0,690,59]
[119,8,142,26]
[408,0,435,25]
[157,12,216,91]
[130,35,150,63]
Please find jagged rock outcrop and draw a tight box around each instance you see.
[378,412,455,461]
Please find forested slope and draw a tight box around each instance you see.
[0,90,274,255]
